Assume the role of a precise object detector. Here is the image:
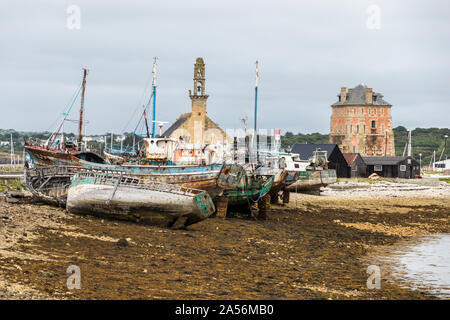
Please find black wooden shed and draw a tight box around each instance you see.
[343,153,367,177]
[291,143,350,178]
[361,156,420,178]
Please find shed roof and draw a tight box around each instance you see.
[362,156,408,165]
[343,153,363,166]
[291,144,339,161]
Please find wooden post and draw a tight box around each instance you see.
[216,196,229,218]
[282,189,290,204]
[257,194,270,220]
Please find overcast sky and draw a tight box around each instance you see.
[1,0,449,136]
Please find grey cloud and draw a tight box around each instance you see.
[0,0,449,136]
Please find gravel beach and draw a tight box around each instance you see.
[0,179,449,300]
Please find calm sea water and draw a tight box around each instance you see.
[390,234,450,299]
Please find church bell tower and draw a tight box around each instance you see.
[189,57,209,116]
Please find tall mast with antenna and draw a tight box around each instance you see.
[10,134,14,165]
[151,57,158,137]
[78,68,88,151]
[254,60,259,162]
[438,135,448,161]
[407,129,412,157]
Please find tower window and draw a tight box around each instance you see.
[371,120,376,129]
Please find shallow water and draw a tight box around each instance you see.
[390,234,450,299]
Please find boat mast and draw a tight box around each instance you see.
[254,60,259,163]
[143,106,151,138]
[78,68,88,151]
[151,57,157,137]
[10,134,14,165]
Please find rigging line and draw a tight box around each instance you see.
[132,91,154,135]
[120,69,154,134]
[47,83,83,145]
[46,82,83,133]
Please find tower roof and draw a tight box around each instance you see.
[332,84,391,106]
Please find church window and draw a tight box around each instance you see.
[371,120,376,129]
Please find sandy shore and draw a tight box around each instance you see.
[0,181,449,300]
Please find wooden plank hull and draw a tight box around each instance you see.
[287,169,337,192]
[25,163,245,205]
[67,174,215,227]
[221,175,275,207]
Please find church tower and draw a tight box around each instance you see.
[188,58,209,143]
[189,58,209,116]
[162,57,229,145]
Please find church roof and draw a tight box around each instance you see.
[332,84,391,106]
[162,113,190,137]
[162,112,226,138]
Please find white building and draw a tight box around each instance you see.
[433,159,450,172]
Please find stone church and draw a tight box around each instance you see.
[329,84,395,156]
[162,58,229,144]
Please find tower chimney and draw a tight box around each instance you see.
[365,88,373,104]
[340,87,346,103]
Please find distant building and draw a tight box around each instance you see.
[433,159,450,172]
[163,58,229,144]
[330,84,395,156]
[343,153,367,177]
[0,141,10,146]
[362,156,420,178]
[291,143,349,178]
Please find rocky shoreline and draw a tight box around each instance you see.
[0,183,449,299]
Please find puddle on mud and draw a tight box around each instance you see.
[388,234,450,299]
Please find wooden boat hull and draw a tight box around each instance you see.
[221,175,275,208]
[67,173,215,227]
[25,144,106,167]
[25,164,244,205]
[287,169,337,192]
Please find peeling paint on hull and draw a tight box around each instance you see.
[287,169,337,191]
[67,176,215,227]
